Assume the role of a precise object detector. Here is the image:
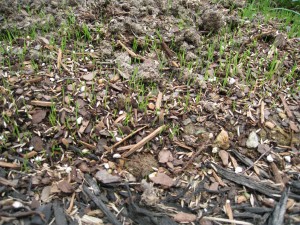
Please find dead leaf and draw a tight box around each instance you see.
[208,182,219,191]
[95,170,121,184]
[237,195,247,204]
[79,162,91,173]
[32,110,47,124]
[218,150,229,166]
[289,121,299,132]
[79,120,90,133]
[57,180,74,193]
[61,138,70,148]
[214,129,230,150]
[257,144,270,154]
[38,36,50,45]
[41,186,51,202]
[158,149,173,163]
[83,72,95,81]
[173,212,197,223]
[30,136,44,151]
[149,172,174,187]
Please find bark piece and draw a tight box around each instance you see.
[83,185,122,225]
[267,187,290,225]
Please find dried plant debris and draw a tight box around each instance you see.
[0,0,300,224]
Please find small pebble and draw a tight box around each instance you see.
[82,149,89,154]
[77,116,83,125]
[284,155,291,163]
[212,146,219,153]
[80,86,86,92]
[12,201,23,209]
[229,77,236,85]
[65,167,72,173]
[104,163,110,169]
[113,153,121,159]
[265,121,275,129]
[235,166,243,173]
[266,154,274,162]
[115,137,122,142]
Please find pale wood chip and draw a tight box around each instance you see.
[30,100,53,107]
[57,48,62,70]
[260,101,265,124]
[156,91,163,110]
[0,161,20,169]
[279,94,294,119]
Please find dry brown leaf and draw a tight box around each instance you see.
[38,36,50,45]
[78,162,91,173]
[289,121,299,132]
[83,72,95,81]
[79,120,90,133]
[32,110,47,124]
[237,195,247,204]
[30,136,44,151]
[61,138,70,148]
[41,186,51,202]
[149,172,174,187]
[57,180,74,193]
[214,129,230,150]
[158,149,173,163]
[219,150,229,166]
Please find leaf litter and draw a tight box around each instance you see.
[0,0,300,224]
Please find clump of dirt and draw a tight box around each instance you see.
[137,59,161,82]
[125,153,158,179]
[200,9,225,32]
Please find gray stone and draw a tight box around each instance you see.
[246,131,259,148]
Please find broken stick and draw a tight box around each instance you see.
[122,125,166,158]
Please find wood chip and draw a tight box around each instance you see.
[260,101,265,124]
[57,48,62,70]
[279,94,294,119]
[173,212,197,223]
[265,121,275,129]
[30,100,53,107]
[224,200,235,224]
[0,177,18,187]
[0,161,20,169]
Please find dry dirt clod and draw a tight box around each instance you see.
[201,9,224,32]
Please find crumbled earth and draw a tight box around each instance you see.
[0,0,300,225]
